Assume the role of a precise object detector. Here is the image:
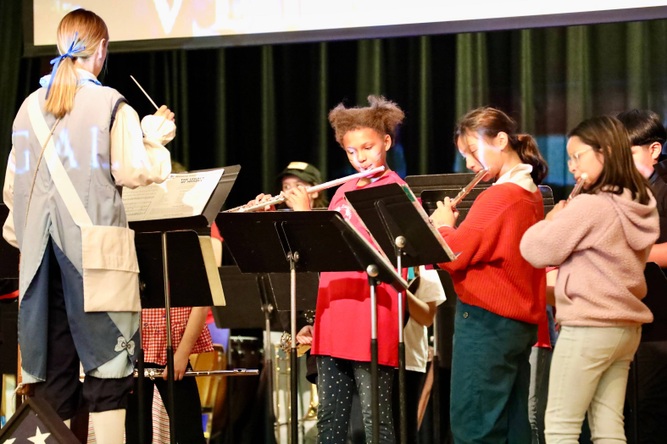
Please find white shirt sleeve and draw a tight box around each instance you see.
[415,266,447,305]
[2,148,18,248]
[110,101,173,189]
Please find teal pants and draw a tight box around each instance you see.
[450,299,537,444]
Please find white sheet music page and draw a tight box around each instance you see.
[123,169,224,221]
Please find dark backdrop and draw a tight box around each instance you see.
[2,2,667,207]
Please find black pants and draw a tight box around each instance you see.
[624,341,667,444]
[392,369,425,443]
[125,364,206,444]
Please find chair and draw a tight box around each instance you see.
[192,344,227,440]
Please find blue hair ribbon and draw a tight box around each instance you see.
[45,32,86,99]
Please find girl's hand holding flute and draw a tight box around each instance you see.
[545,173,588,221]
[283,185,311,211]
[430,196,459,229]
[246,193,279,212]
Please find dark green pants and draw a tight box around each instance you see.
[450,300,537,444]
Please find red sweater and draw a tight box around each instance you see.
[437,183,546,325]
[312,171,405,367]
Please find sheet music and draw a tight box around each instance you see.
[123,169,224,222]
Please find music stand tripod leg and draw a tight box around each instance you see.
[288,252,299,444]
[394,236,407,444]
[161,232,178,444]
[136,315,146,444]
[367,265,380,444]
[258,274,277,443]
[258,275,276,442]
[432,314,441,443]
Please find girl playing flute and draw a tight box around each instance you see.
[311,95,407,443]
[520,115,659,442]
[430,106,549,442]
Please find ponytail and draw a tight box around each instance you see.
[45,9,109,118]
[513,134,548,185]
[45,56,80,118]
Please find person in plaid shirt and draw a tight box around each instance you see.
[125,306,213,443]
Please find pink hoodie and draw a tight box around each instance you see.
[520,189,659,327]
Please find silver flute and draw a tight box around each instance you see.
[134,368,259,380]
[225,166,386,213]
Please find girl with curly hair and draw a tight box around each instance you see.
[311,95,408,443]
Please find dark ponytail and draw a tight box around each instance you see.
[513,134,548,185]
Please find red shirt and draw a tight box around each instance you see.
[534,265,559,349]
[141,307,214,365]
[535,313,551,348]
[311,171,405,367]
[0,289,18,301]
[437,183,546,325]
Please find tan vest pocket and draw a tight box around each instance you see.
[81,225,141,312]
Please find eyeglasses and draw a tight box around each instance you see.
[567,146,593,167]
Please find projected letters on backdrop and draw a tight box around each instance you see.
[12,126,110,175]
[31,0,667,50]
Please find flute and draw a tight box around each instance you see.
[226,166,386,213]
[450,168,488,207]
[567,173,588,201]
[134,368,259,380]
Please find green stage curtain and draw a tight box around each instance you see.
[2,3,667,206]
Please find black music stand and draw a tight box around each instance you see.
[405,172,489,223]
[421,184,556,221]
[345,183,455,444]
[213,266,270,330]
[212,265,318,442]
[210,266,275,444]
[217,210,408,444]
[213,266,318,332]
[409,172,555,223]
[128,166,239,444]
